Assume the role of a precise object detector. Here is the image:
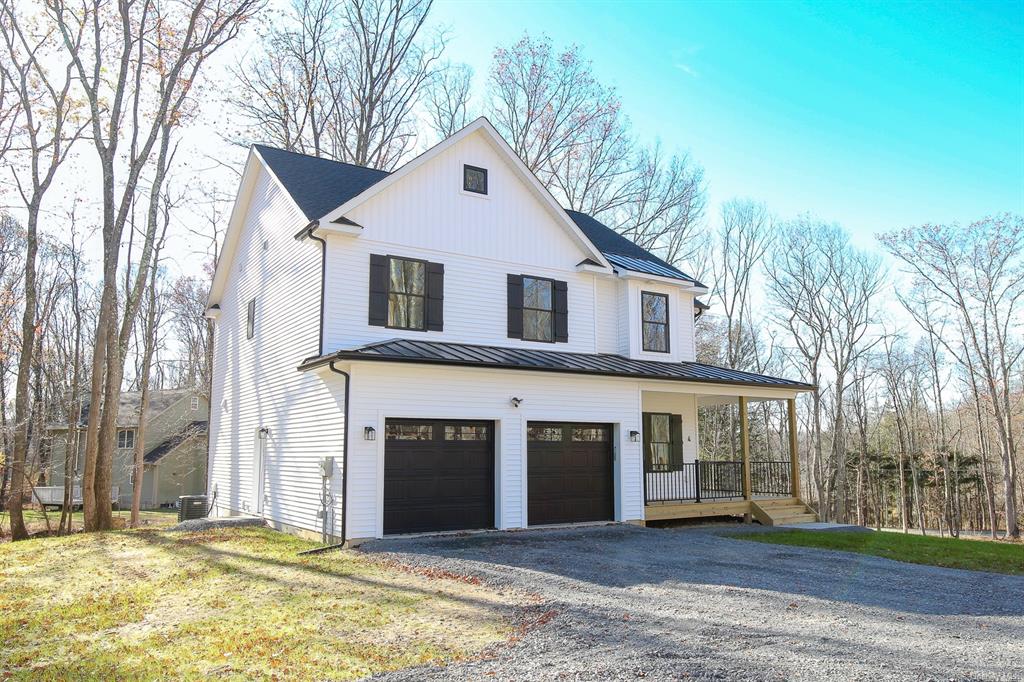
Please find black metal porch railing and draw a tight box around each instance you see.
[644,459,793,504]
[750,461,792,497]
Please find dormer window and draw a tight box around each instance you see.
[463,165,487,195]
[641,291,670,353]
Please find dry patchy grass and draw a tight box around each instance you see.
[0,508,178,538]
[0,526,517,680]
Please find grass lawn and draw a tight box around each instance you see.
[0,527,518,680]
[0,508,179,537]
[736,528,1024,575]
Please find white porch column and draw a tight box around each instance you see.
[788,398,801,499]
[738,396,751,502]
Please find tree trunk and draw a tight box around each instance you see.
[8,209,40,541]
[131,259,160,526]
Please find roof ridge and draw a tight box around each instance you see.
[252,143,391,176]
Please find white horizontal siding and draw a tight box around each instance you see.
[208,166,346,538]
[345,363,645,539]
[323,235,603,353]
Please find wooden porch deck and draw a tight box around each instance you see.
[644,497,817,525]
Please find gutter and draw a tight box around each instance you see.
[292,219,351,552]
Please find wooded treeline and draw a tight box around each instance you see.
[0,0,1019,540]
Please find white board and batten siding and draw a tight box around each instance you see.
[207,165,346,537]
[344,362,645,540]
[323,130,617,356]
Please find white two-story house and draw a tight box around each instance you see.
[206,118,816,544]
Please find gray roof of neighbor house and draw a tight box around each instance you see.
[300,339,815,390]
[253,144,706,288]
[78,388,205,428]
[144,421,208,464]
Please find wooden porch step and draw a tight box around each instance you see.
[772,513,819,525]
[750,499,818,527]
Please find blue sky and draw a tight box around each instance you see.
[429,0,1024,248]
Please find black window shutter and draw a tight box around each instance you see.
[368,254,388,327]
[425,262,444,331]
[669,414,684,469]
[553,280,568,342]
[507,274,523,339]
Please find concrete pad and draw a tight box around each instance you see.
[776,521,872,531]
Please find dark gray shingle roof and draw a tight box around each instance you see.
[301,339,814,390]
[253,144,701,285]
[254,144,390,222]
[144,421,208,464]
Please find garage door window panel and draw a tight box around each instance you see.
[386,423,433,440]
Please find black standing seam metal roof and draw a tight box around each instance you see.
[300,339,815,390]
[253,144,704,287]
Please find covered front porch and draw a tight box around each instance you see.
[641,383,816,526]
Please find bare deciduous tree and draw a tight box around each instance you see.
[487,34,706,272]
[47,0,260,531]
[0,1,84,539]
[424,61,472,140]
[880,215,1023,538]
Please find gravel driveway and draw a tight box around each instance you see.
[362,524,1024,681]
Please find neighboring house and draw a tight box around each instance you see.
[46,389,209,509]
[206,117,816,545]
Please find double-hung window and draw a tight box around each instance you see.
[387,257,426,330]
[117,428,136,450]
[522,276,554,342]
[644,413,671,471]
[641,291,669,352]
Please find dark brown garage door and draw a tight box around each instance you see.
[527,422,614,525]
[383,419,494,535]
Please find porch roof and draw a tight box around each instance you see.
[300,339,815,390]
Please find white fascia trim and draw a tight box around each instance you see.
[576,262,611,275]
[318,117,613,271]
[314,223,362,237]
[615,268,709,294]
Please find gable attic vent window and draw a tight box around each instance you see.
[190,396,200,410]
[463,165,488,195]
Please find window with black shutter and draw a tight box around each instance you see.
[643,412,683,472]
[368,255,443,332]
[508,274,568,343]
